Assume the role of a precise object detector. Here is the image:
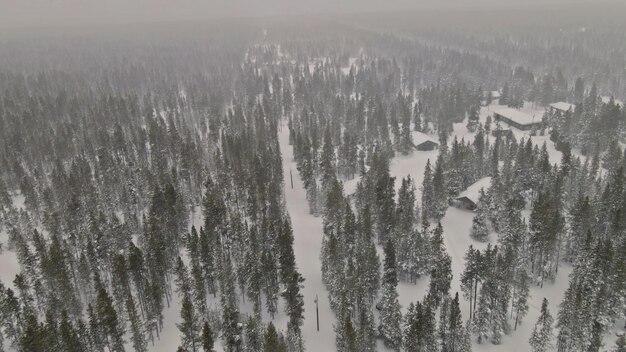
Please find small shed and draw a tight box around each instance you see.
[455,177,492,211]
[412,131,439,151]
[549,102,574,114]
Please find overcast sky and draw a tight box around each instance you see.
[0,0,618,29]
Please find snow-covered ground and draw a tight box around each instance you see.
[0,229,19,290]
[279,124,337,352]
[0,194,25,290]
[0,101,616,351]
[280,102,583,351]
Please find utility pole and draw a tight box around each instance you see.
[315,294,319,331]
[290,169,293,189]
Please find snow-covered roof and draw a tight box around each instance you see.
[549,102,574,112]
[411,131,438,146]
[494,108,541,126]
[601,96,624,107]
[456,177,492,204]
[490,91,501,99]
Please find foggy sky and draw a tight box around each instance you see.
[0,0,619,29]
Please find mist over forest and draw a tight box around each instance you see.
[0,1,625,352]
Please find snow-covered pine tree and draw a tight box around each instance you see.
[529,298,554,352]
[446,293,471,352]
[472,288,490,344]
[126,294,147,352]
[379,241,403,350]
[335,314,358,352]
[512,270,530,331]
[356,306,376,352]
[421,159,436,221]
[263,322,287,352]
[470,188,489,242]
[202,321,215,352]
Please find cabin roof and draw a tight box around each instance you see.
[456,177,492,204]
[411,131,438,146]
[549,102,575,112]
[494,108,540,126]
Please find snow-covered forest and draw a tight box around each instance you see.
[0,4,625,352]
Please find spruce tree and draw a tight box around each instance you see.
[472,289,490,344]
[512,270,530,331]
[282,271,305,352]
[335,314,358,352]
[422,159,436,220]
[95,284,125,352]
[446,293,471,352]
[356,306,376,352]
[201,321,215,352]
[470,189,489,242]
[178,295,201,352]
[244,316,262,352]
[379,240,403,350]
[433,155,447,220]
[529,298,554,352]
[263,322,287,352]
[126,294,148,352]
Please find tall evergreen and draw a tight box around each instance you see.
[201,321,215,352]
[470,189,489,242]
[529,298,554,352]
[126,294,148,352]
[263,323,287,352]
[379,240,403,350]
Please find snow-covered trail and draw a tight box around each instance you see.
[278,124,337,351]
[0,230,19,289]
[0,194,26,290]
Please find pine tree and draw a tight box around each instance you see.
[88,303,105,352]
[403,302,421,351]
[202,322,215,352]
[472,289,490,344]
[263,322,287,352]
[512,270,530,331]
[244,316,262,352]
[19,314,48,352]
[58,311,84,352]
[95,284,125,352]
[587,320,603,352]
[221,302,242,352]
[355,306,376,352]
[529,298,554,352]
[277,220,297,285]
[470,189,489,242]
[429,224,452,306]
[335,314,358,352]
[467,106,479,132]
[126,294,148,352]
[282,271,305,352]
[175,257,192,299]
[445,293,471,352]
[433,155,447,220]
[460,246,480,322]
[178,295,201,352]
[422,159,436,220]
[379,241,403,350]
